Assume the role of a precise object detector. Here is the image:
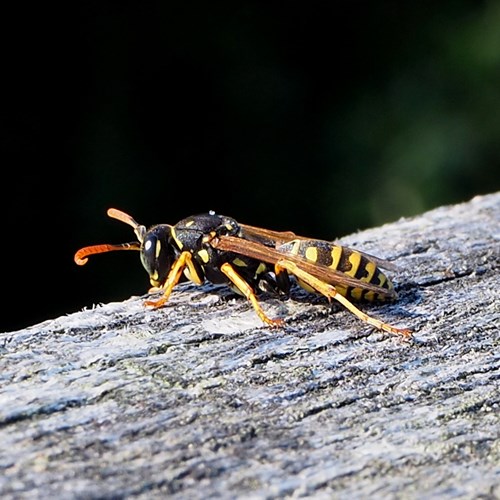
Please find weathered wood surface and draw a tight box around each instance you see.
[1,193,499,499]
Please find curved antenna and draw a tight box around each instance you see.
[74,242,141,265]
[74,208,147,266]
[107,208,146,242]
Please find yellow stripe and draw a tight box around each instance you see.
[291,240,301,255]
[345,252,361,277]
[305,246,318,262]
[198,249,210,263]
[202,231,216,244]
[232,257,248,267]
[377,273,387,287]
[170,227,183,249]
[330,246,342,269]
[361,261,376,283]
[255,262,267,275]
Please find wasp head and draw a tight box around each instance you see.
[139,224,176,288]
[74,208,175,289]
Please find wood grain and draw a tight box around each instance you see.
[1,193,498,499]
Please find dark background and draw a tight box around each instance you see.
[3,2,499,333]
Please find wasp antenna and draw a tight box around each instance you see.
[107,208,141,228]
[107,208,146,243]
[74,242,141,265]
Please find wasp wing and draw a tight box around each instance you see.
[239,224,300,246]
[239,224,400,272]
[213,235,396,299]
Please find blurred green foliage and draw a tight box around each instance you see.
[69,2,499,236]
[3,2,500,331]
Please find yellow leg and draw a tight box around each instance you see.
[144,251,193,308]
[275,259,412,338]
[221,262,284,327]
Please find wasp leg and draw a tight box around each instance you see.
[275,259,412,338]
[220,262,284,327]
[144,251,195,308]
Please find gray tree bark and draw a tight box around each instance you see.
[1,192,499,499]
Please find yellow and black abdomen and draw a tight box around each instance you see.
[276,239,395,302]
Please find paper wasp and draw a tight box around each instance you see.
[74,209,412,338]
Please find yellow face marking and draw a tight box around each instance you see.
[198,249,210,263]
[330,246,342,270]
[185,220,195,227]
[305,246,318,262]
[232,257,248,267]
[170,227,183,249]
[345,252,362,277]
[155,239,162,258]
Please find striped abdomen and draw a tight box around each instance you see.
[277,239,395,301]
